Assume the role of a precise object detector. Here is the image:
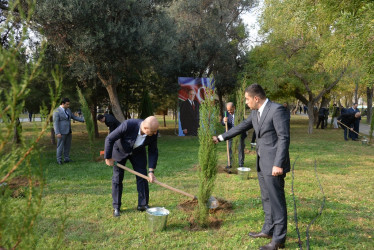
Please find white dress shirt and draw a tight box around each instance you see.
[133,128,147,149]
[257,98,269,119]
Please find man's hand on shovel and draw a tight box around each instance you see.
[148,168,156,183]
[105,158,114,166]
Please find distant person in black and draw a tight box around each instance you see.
[316,107,326,129]
[98,114,121,133]
[337,112,361,141]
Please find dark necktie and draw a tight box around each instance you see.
[257,111,260,122]
[65,109,70,119]
[230,114,234,126]
[192,101,195,111]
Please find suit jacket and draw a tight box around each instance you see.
[180,99,200,134]
[221,101,290,175]
[338,113,356,127]
[53,106,84,135]
[221,112,247,138]
[104,114,121,133]
[104,119,158,169]
[348,107,361,121]
[222,112,235,130]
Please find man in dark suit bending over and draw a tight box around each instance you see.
[213,84,290,250]
[105,116,159,217]
[97,113,121,133]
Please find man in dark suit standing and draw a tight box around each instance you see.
[97,113,121,133]
[316,106,326,129]
[180,89,200,136]
[53,98,85,165]
[348,103,360,140]
[213,84,290,250]
[222,102,247,170]
[104,116,159,217]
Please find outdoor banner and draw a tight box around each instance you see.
[178,77,213,136]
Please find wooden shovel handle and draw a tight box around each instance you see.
[116,163,196,200]
[337,120,360,135]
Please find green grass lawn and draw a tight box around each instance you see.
[7,115,374,249]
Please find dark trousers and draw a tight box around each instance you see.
[343,127,350,140]
[316,115,325,129]
[349,120,360,140]
[112,149,149,209]
[257,158,287,243]
[228,133,246,167]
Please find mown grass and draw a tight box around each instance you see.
[4,115,374,249]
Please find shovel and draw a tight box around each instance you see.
[115,162,219,209]
[224,112,232,174]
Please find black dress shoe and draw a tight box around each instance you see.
[248,232,272,239]
[259,241,285,250]
[113,208,120,217]
[57,161,63,165]
[64,159,73,163]
[137,205,150,212]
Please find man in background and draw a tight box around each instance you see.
[348,103,360,140]
[222,102,247,171]
[53,98,85,165]
[338,111,361,141]
[97,113,121,133]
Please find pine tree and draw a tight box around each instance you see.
[197,85,218,227]
[77,87,95,160]
[231,77,247,171]
[139,90,154,119]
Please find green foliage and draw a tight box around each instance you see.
[197,85,218,227]
[139,90,154,119]
[0,1,63,247]
[231,76,247,170]
[35,0,178,121]
[77,87,95,160]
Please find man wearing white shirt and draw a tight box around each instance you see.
[213,84,290,250]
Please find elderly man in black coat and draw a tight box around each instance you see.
[104,116,159,217]
[338,111,361,141]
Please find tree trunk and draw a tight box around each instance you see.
[104,84,125,122]
[97,73,125,122]
[354,80,359,104]
[50,116,55,144]
[90,103,99,138]
[367,86,373,125]
[163,109,167,127]
[307,102,315,134]
[13,118,21,144]
[321,95,330,108]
